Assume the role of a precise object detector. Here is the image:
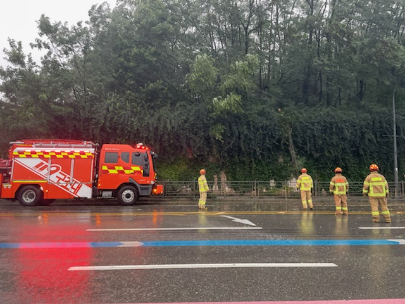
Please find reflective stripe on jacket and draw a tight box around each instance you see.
[363,172,389,197]
[296,173,313,191]
[198,175,209,192]
[330,174,349,195]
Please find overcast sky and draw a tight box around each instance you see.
[0,0,116,68]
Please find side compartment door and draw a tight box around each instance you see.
[48,157,93,199]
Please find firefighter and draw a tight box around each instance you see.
[363,164,391,223]
[329,167,349,215]
[296,168,313,210]
[198,169,210,209]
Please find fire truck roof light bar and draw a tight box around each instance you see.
[135,143,149,150]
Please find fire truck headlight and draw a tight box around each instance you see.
[151,181,155,185]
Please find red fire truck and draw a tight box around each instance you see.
[0,139,163,206]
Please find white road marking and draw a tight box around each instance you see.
[69,263,337,271]
[387,239,405,244]
[87,227,262,231]
[116,242,144,247]
[359,227,405,230]
[220,215,256,226]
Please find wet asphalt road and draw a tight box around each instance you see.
[1,199,405,303]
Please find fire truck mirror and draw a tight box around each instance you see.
[144,154,149,162]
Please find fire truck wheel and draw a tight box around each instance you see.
[117,186,139,205]
[18,186,41,206]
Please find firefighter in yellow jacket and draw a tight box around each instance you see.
[363,164,391,223]
[198,169,210,209]
[296,168,313,210]
[329,167,349,215]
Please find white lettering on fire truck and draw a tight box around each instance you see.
[16,158,92,198]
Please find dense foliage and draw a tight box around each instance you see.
[2,0,405,182]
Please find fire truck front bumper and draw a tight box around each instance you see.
[152,184,164,195]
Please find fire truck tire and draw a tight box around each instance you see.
[117,186,139,205]
[18,186,42,206]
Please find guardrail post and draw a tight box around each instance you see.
[193,178,196,198]
[314,180,318,197]
[286,180,289,199]
[254,181,257,198]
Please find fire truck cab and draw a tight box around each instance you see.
[0,139,163,206]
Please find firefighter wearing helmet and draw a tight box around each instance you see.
[198,169,210,209]
[296,168,314,210]
[363,164,391,223]
[329,167,349,215]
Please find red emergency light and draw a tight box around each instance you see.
[135,143,149,150]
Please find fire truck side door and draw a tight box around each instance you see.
[131,152,149,177]
[143,153,150,177]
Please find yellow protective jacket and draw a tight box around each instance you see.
[296,173,313,191]
[363,171,389,197]
[198,175,209,193]
[330,174,349,195]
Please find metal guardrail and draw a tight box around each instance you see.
[156,180,405,199]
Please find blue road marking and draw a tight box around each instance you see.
[0,239,403,249]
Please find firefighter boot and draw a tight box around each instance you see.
[372,211,380,223]
[342,207,348,215]
[308,200,313,211]
[382,210,391,223]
